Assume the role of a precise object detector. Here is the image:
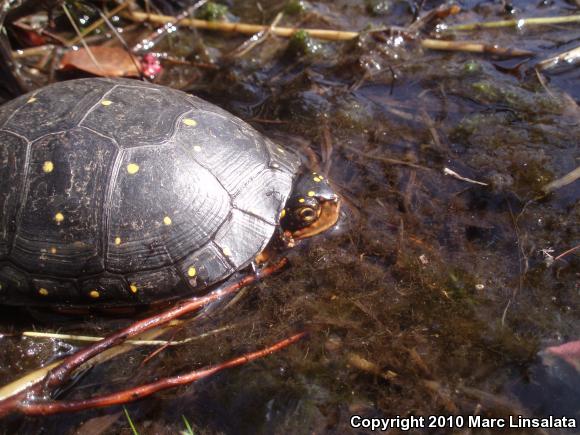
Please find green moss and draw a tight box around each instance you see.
[196,2,229,21]
[471,80,500,100]
[334,97,375,131]
[286,29,322,57]
[284,0,310,15]
[463,60,482,75]
[469,80,563,115]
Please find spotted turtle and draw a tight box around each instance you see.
[0,78,340,307]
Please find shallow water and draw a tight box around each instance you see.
[0,0,579,433]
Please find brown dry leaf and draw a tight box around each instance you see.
[59,46,140,77]
[73,411,122,435]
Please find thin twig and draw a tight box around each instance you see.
[342,143,430,170]
[132,0,208,53]
[61,3,106,76]
[11,45,54,59]
[96,6,144,80]
[228,12,284,58]
[65,1,131,47]
[408,4,461,33]
[534,68,558,100]
[503,201,529,326]
[443,167,488,186]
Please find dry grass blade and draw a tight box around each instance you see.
[542,166,580,193]
[65,1,131,47]
[229,12,284,58]
[12,45,54,59]
[447,14,580,31]
[21,323,237,346]
[0,326,170,401]
[443,167,488,186]
[61,3,105,76]
[537,46,580,70]
[421,39,532,56]
[125,10,359,40]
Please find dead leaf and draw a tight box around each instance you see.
[59,45,140,77]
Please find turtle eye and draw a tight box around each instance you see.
[298,207,317,222]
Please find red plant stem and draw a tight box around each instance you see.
[554,244,579,262]
[0,258,288,417]
[43,258,287,389]
[14,332,305,416]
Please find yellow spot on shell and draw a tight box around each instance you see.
[163,216,172,226]
[193,145,202,152]
[114,237,121,245]
[39,288,49,296]
[43,161,54,173]
[280,209,286,219]
[89,290,100,299]
[54,212,64,223]
[27,97,37,103]
[313,177,321,182]
[130,283,138,293]
[127,163,140,174]
[101,100,113,106]
[319,175,324,180]
[187,266,197,277]
[183,118,197,127]
[307,191,316,197]
[277,147,285,154]
[222,247,232,257]
[298,198,305,203]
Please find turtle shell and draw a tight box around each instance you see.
[0,78,300,306]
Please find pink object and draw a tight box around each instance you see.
[545,340,580,372]
[141,53,163,79]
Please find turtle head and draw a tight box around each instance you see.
[280,171,341,241]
